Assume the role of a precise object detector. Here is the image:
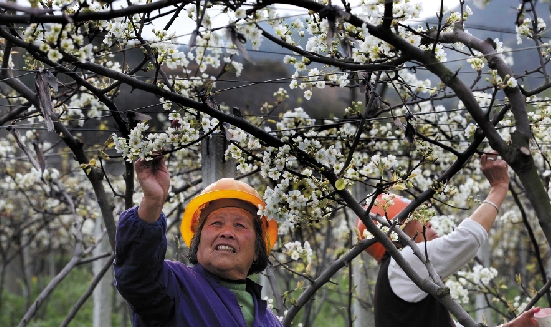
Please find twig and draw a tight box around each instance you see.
[77,251,114,265]
[525,278,551,310]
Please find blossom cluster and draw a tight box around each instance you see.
[260,175,329,234]
[457,264,498,286]
[263,296,275,310]
[512,296,531,313]
[362,223,399,242]
[23,23,94,63]
[486,70,518,89]
[445,279,470,304]
[13,167,59,189]
[274,0,457,102]
[1,156,100,251]
[516,17,546,44]
[112,109,208,162]
[446,264,498,304]
[467,54,485,71]
[283,241,313,264]
[224,108,335,232]
[0,139,16,162]
[287,68,328,100]
[333,218,351,240]
[64,92,109,126]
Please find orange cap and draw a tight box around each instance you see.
[181,178,278,253]
[356,193,410,262]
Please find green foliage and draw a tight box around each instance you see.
[1,289,27,327]
[0,267,114,327]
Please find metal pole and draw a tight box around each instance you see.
[201,132,235,185]
[351,182,376,327]
[93,218,112,327]
[475,241,492,326]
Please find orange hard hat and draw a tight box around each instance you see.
[355,193,410,262]
[181,178,278,253]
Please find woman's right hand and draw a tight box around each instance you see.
[136,156,170,223]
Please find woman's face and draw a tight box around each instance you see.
[403,219,439,243]
[196,207,258,280]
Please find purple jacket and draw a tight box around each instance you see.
[114,206,283,327]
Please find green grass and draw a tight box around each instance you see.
[0,267,116,327]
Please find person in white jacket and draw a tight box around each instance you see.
[366,152,540,327]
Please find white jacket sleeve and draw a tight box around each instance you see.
[387,218,488,302]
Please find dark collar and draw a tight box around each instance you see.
[194,264,263,298]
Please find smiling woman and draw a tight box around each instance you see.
[194,208,259,280]
[113,157,283,327]
[188,207,261,279]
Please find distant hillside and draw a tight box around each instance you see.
[424,0,551,91]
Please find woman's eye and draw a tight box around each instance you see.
[212,221,223,226]
[236,223,245,228]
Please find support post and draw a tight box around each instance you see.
[351,182,376,327]
[93,218,112,327]
[476,240,492,326]
[201,132,236,185]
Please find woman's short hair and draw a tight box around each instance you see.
[187,207,269,276]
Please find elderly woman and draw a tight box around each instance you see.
[114,157,282,327]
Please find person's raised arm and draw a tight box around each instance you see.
[135,156,170,223]
[470,151,509,232]
[115,155,173,325]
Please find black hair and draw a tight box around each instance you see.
[187,209,269,276]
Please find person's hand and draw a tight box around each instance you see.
[502,307,540,327]
[471,151,510,231]
[481,151,509,190]
[136,155,170,223]
[136,155,170,200]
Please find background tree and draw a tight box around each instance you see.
[1,0,551,326]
